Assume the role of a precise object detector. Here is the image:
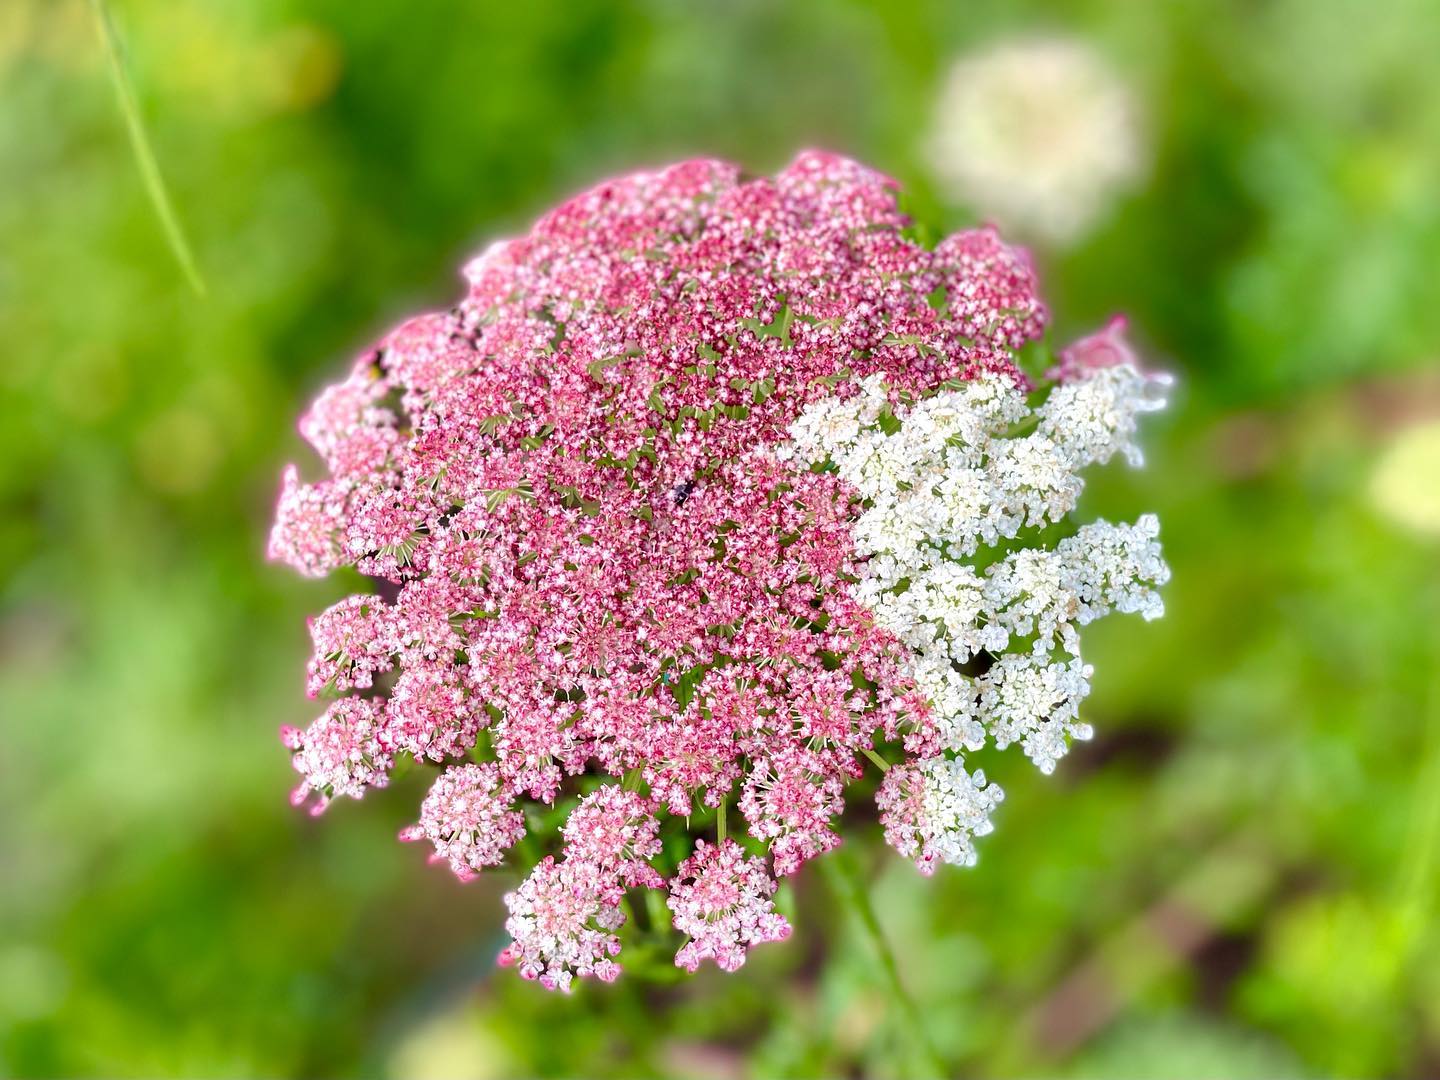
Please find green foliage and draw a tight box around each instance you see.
[2,0,1438,1076]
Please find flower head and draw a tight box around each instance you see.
[738,751,844,877]
[877,758,1004,875]
[305,595,393,697]
[272,151,1168,989]
[926,35,1144,244]
[668,840,792,972]
[401,763,525,881]
[561,786,664,888]
[281,698,391,814]
[498,857,625,992]
[385,663,486,763]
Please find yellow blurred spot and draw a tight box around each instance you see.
[833,986,884,1052]
[148,9,341,117]
[387,1002,513,1080]
[1339,138,1431,213]
[35,0,97,74]
[1370,419,1440,537]
[1266,894,1407,1016]
[0,0,36,73]
[133,405,223,495]
[257,24,342,113]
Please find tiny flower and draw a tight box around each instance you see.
[561,786,664,888]
[306,595,393,697]
[738,753,844,877]
[401,763,525,881]
[282,697,392,814]
[297,358,401,481]
[979,655,1094,775]
[668,840,792,973]
[384,663,486,763]
[1051,314,1139,379]
[876,762,934,873]
[499,857,625,992]
[877,757,1004,874]
[268,465,346,579]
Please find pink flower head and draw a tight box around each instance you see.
[305,595,394,697]
[401,762,525,881]
[876,762,937,876]
[561,786,664,888]
[738,752,844,877]
[499,857,625,992]
[281,697,392,814]
[1050,314,1139,382]
[268,466,345,579]
[298,357,401,481]
[668,839,792,972]
[384,662,485,763]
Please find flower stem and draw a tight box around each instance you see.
[861,745,892,773]
[716,798,727,842]
[645,885,670,934]
[821,848,945,1079]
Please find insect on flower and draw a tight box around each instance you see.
[270,151,1170,990]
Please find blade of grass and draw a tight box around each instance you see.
[89,0,207,296]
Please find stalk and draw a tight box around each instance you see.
[861,745,892,773]
[820,848,945,1079]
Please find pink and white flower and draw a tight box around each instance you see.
[561,786,664,888]
[281,697,391,814]
[271,151,1168,989]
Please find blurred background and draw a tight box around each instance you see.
[3,0,1439,1076]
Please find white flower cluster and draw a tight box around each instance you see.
[784,364,1169,868]
[916,758,1004,869]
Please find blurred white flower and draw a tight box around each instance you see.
[925,36,1145,245]
[1371,420,1440,536]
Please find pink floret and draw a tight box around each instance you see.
[668,839,791,973]
[402,763,525,880]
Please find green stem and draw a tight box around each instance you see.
[716,798,727,842]
[89,0,207,296]
[821,848,945,1079]
[645,885,670,935]
[1395,638,1440,944]
[861,745,892,773]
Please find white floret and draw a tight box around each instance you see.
[979,654,1094,774]
[781,365,1168,810]
[1038,364,1170,467]
[917,757,1004,868]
